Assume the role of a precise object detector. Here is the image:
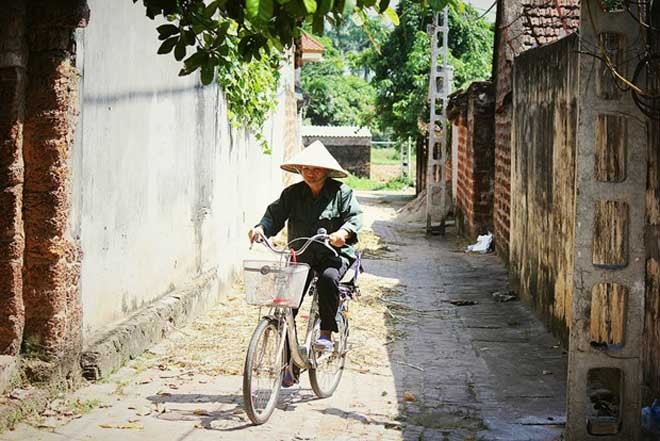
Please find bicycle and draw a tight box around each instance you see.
[241,229,361,425]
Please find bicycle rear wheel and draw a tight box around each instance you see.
[309,313,348,398]
[243,318,285,424]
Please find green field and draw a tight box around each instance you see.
[341,174,414,191]
[371,147,401,165]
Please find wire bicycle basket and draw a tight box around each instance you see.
[243,259,310,308]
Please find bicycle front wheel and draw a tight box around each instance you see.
[243,318,285,424]
[309,314,348,398]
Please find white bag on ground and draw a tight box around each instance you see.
[466,233,493,254]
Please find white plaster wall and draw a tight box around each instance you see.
[72,1,292,338]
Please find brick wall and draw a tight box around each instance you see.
[493,27,514,262]
[493,0,580,262]
[0,0,27,356]
[22,0,88,372]
[450,82,495,240]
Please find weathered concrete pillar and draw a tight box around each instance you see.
[22,0,88,372]
[567,1,648,439]
[0,1,27,356]
[642,7,660,404]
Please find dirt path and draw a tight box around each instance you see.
[4,191,567,441]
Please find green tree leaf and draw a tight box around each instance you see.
[157,37,178,54]
[200,63,214,85]
[303,0,318,13]
[174,40,187,61]
[382,7,399,25]
[246,0,275,24]
[157,24,179,39]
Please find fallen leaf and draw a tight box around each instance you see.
[9,388,30,400]
[136,407,152,416]
[402,392,417,402]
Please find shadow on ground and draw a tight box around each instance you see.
[356,191,567,441]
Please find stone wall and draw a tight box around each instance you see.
[509,34,578,342]
[448,82,495,240]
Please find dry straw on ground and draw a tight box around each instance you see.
[138,225,406,376]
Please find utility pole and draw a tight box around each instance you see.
[425,8,452,234]
[400,138,411,180]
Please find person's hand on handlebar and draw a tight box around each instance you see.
[248,225,265,244]
[328,229,350,248]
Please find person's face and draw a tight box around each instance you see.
[299,166,329,186]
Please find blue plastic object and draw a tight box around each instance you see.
[642,400,660,434]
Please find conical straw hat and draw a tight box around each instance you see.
[281,140,349,178]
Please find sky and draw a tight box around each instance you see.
[466,0,497,20]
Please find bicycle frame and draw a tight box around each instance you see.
[263,287,321,371]
[250,231,349,370]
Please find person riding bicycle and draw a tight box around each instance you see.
[248,140,362,360]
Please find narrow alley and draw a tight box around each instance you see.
[3,192,566,441]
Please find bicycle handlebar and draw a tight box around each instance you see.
[253,229,338,257]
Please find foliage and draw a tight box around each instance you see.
[325,16,391,79]
[216,38,282,152]
[446,7,494,89]
[301,37,376,128]
[370,0,494,141]
[133,0,412,83]
[133,0,465,149]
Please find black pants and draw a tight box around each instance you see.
[294,255,348,333]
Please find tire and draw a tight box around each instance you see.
[309,313,348,398]
[243,318,285,425]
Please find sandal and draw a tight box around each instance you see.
[314,336,334,352]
